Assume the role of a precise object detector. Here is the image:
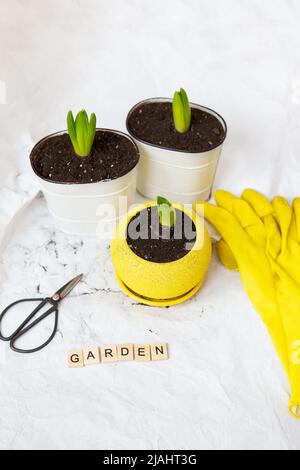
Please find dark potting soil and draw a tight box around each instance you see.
[30,130,139,184]
[127,101,226,152]
[126,207,197,263]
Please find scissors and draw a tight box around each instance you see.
[0,274,83,354]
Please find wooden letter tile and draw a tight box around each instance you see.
[134,344,151,361]
[117,344,134,362]
[100,344,118,363]
[67,349,84,368]
[83,347,100,366]
[150,343,169,361]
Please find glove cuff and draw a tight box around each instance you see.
[288,399,300,419]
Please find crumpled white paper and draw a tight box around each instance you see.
[1,0,300,451]
[0,173,39,252]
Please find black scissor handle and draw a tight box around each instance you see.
[0,297,59,354]
[0,298,45,341]
[10,304,59,354]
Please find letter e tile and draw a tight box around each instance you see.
[134,344,151,361]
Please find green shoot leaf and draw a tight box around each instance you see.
[157,196,176,228]
[172,88,191,133]
[88,113,96,148]
[67,109,97,157]
[180,88,191,131]
[67,111,77,148]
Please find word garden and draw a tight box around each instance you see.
[67,342,169,368]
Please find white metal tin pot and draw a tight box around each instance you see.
[30,129,139,236]
[126,98,227,204]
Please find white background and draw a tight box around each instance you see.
[1,0,300,450]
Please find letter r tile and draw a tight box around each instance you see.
[100,344,118,363]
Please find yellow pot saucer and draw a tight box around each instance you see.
[115,274,202,307]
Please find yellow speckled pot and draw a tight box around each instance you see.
[111,201,212,306]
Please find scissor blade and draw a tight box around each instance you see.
[53,274,84,301]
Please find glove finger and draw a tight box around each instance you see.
[216,240,239,271]
[232,198,262,228]
[264,214,282,260]
[288,214,299,244]
[293,198,300,243]
[272,196,293,251]
[215,190,266,245]
[203,202,247,248]
[232,198,266,248]
[214,190,237,213]
[242,189,274,218]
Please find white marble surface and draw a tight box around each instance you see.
[1,0,300,450]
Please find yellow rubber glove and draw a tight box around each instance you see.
[271,261,300,418]
[199,190,300,418]
[216,192,300,281]
[241,190,300,418]
[196,192,289,378]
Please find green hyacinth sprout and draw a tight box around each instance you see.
[157,196,176,228]
[67,110,96,157]
[172,88,191,133]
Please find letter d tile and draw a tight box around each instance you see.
[117,344,134,361]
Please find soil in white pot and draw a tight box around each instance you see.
[127,101,225,152]
[31,130,139,184]
[126,207,197,263]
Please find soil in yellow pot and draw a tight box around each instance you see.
[111,201,212,306]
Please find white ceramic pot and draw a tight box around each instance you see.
[30,129,139,236]
[126,98,227,204]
